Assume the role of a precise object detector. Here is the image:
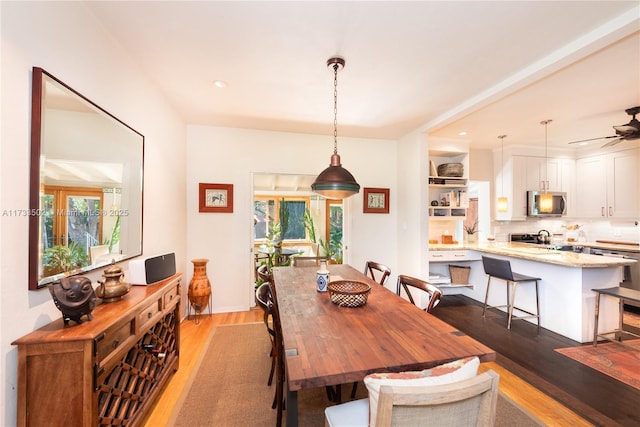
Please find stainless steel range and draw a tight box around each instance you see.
[509,232,581,252]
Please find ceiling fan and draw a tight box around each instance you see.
[568,106,640,147]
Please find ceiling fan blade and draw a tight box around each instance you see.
[601,138,623,148]
[567,135,618,145]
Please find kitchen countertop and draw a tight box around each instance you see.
[578,241,640,253]
[429,242,638,268]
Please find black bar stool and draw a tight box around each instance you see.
[481,256,541,329]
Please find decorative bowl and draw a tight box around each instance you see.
[327,280,371,307]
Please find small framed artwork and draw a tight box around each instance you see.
[199,183,233,213]
[363,187,390,214]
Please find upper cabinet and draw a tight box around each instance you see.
[494,150,575,221]
[576,148,639,219]
[524,157,561,192]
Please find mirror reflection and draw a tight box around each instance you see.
[29,67,143,289]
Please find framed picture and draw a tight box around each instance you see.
[199,183,233,213]
[363,187,390,214]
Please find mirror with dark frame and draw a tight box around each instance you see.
[29,67,144,290]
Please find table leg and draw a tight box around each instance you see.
[286,386,298,427]
[593,293,601,347]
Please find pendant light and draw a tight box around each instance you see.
[496,135,508,213]
[311,57,360,199]
[539,119,553,212]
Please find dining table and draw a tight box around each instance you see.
[272,263,496,427]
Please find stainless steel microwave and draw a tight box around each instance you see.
[526,191,567,217]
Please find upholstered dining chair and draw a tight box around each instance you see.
[324,367,500,427]
[364,261,392,286]
[396,275,443,313]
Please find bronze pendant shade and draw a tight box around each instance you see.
[312,57,360,199]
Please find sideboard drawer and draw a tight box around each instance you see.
[163,283,180,309]
[95,319,134,363]
[137,299,162,331]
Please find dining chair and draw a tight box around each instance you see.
[364,261,391,286]
[267,280,285,427]
[396,275,443,313]
[324,370,500,427]
[254,282,276,387]
[291,256,329,267]
[481,256,541,330]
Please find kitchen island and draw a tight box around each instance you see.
[428,242,637,342]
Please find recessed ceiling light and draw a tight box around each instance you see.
[458,131,467,136]
[213,80,227,88]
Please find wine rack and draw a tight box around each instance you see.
[13,274,181,427]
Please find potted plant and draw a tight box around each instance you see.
[464,221,478,243]
[43,242,89,276]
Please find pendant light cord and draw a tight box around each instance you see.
[541,120,552,191]
[498,135,507,196]
[333,62,339,155]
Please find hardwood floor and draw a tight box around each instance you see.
[143,305,600,426]
[433,295,640,427]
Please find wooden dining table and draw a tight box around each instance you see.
[272,263,496,427]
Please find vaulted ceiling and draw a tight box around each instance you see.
[86,1,640,150]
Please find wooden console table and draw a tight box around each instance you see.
[13,273,182,427]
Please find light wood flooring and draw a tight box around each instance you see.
[142,308,591,426]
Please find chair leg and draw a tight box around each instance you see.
[483,277,492,316]
[507,282,516,329]
[350,381,358,399]
[535,280,540,330]
[268,344,275,386]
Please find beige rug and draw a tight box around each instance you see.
[169,323,542,426]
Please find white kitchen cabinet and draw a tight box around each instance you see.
[494,154,526,221]
[524,156,561,192]
[576,148,639,218]
[495,154,574,220]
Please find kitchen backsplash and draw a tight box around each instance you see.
[493,218,640,244]
[429,218,640,244]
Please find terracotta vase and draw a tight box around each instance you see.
[188,258,211,316]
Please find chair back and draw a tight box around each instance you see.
[291,256,328,267]
[481,256,515,281]
[267,279,285,427]
[397,275,442,313]
[255,282,273,330]
[373,370,499,427]
[364,261,392,286]
[257,264,272,284]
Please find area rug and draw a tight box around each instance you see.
[555,340,640,390]
[168,323,543,426]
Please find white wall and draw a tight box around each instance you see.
[1,3,187,424]
[186,125,399,308]
[396,130,428,283]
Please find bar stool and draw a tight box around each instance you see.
[481,256,541,330]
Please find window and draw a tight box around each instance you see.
[42,185,104,262]
[254,196,310,241]
[325,199,344,263]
